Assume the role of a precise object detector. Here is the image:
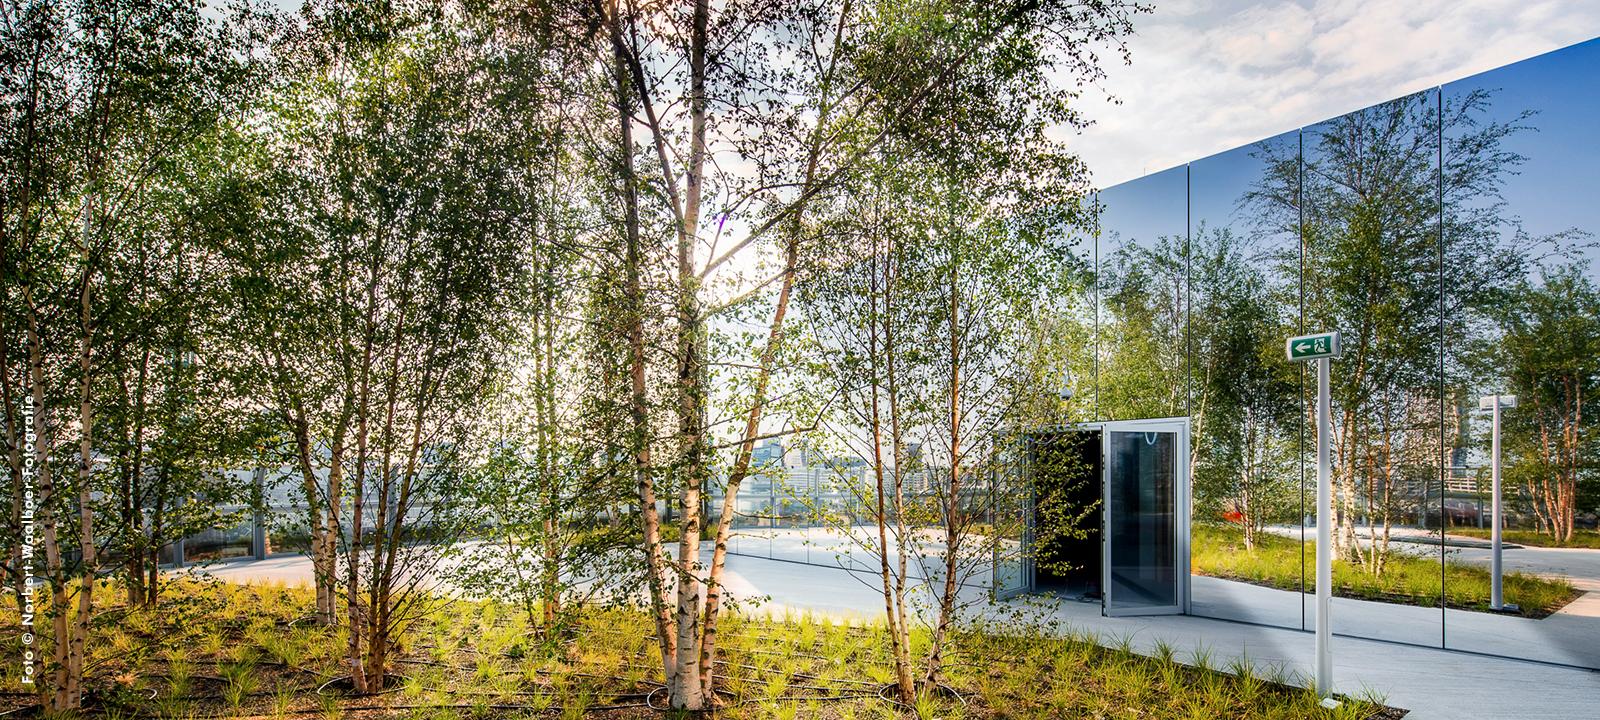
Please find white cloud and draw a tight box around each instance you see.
[1068,0,1600,187]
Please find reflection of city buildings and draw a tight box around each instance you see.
[172,465,445,565]
[706,439,976,527]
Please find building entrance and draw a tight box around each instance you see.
[994,418,1191,617]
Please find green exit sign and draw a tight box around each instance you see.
[1286,331,1342,362]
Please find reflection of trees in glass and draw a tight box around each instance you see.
[1187,226,1300,548]
[1490,267,1600,542]
[1098,232,1185,421]
[1248,89,1531,574]
[1099,223,1300,547]
[1031,433,1099,577]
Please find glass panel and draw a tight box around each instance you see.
[992,436,1032,599]
[1106,429,1179,612]
[265,467,304,557]
[1052,198,1096,422]
[1441,38,1600,669]
[1301,88,1445,648]
[773,466,808,562]
[742,463,778,559]
[1096,166,1188,422]
[1184,132,1308,630]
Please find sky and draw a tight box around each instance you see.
[1071,0,1600,189]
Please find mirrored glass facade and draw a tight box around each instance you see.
[706,36,1600,671]
[1094,38,1600,668]
[1184,131,1307,630]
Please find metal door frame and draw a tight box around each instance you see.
[1100,417,1191,617]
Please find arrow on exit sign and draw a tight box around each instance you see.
[1286,331,1342,362]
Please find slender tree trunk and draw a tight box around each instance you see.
[123,347,149,606]
[1561,382,1580,543]
[290,412,334,625]
[537,269,560,632]
[67,269,96,710]
[346,266,379,694]
[1241,418,1256,550]
[25,312,64,710]
[607,3,675,683]
[121,458,141,606]
[925,248,961,688]
[361,283,411,693]
[666,0,711,708]
[27,299,72,713]
[669,234,706,710]
[322,423,346,626]
[1534,413,1555,536]
[696,3,852,693]
[114,376,136,605]
[0,338,29,615]
[885,243,914,699]
[867,248,916,702]
[146,485,164,606]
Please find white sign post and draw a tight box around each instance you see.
[1287,331,1341,699]
[1478,393,1518,611]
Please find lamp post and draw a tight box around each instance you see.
[1478,393,1517,611]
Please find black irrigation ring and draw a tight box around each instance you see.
[644,685,743,711]
[314,673,410,698]
[875,681,970,710]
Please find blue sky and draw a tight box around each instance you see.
[1072,0,1600,188]
[1447,37,1600,255]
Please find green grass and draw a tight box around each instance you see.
[1445,526,1600,549]
[0,577,1396,719]
[1193,524,1580,618]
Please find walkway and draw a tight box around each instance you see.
[191,549,1600,719]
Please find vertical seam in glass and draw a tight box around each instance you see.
[1298,127,1308,632]
[1437,85,1448,648]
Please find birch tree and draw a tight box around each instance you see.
[1184,225,1298,547]
[1,0,258,708]
[801,43,1101,686]
[580,0,1137,709]
[1495,268,1600,543]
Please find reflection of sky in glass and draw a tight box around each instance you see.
[1189,131,1298,243]
[1444,37,1600,261]
[1097,165,1186,251]
[1099,37,1599,258]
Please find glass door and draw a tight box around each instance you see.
[1102,419,1189,616]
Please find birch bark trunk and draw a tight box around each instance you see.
[924,252,961,687]
[606,1,675,683]
[66,268,97,709]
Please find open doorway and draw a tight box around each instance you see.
[996,418,1190,616]
[1030,429,1102,600]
